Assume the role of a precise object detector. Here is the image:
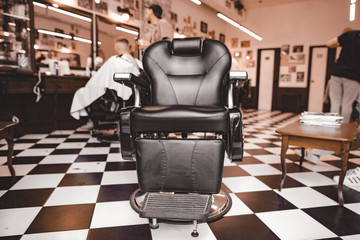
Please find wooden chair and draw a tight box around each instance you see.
[0,122,17,177]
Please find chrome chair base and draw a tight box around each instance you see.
[129,188,232,223]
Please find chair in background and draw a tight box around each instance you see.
[114,37,248,237]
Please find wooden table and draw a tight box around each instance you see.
[276,121,357,206]
[0,122,17,177]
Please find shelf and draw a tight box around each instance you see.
[0,10,30,21]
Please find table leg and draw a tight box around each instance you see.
[300,147,305,166]
[278,135,289,191]
[5,127,16,177]
[338,142,350,206]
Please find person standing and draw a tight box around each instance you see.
[326,28,360,123]
[137,4,173,50]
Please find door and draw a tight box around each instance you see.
[258,50,275,110]
[308,47,328,112]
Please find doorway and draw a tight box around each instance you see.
[256,48,280,110]
[307,46,336,112]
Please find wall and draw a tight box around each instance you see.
[223,0,360,87]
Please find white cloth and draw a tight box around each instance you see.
[70,54,142,119]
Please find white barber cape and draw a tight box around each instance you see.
[70,54,142,119]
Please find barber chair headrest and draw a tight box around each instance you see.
[172,38,202,55]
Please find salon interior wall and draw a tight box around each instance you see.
[223,0,360,88]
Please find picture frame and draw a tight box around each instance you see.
[231,38,238,48]
[200,21,207,33]
[293,45,303,53]
[219,33,225,43]
[241,40,250,48]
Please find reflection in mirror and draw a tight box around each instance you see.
[33,1,91,69]
[97,17,139,63]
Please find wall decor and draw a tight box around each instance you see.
[200,21,207,33]
[241,40,250,48]
[293,45,303,53]
[281,44,290,55]
[231,38,238,48]
[208,30,215,39]
[280,74,291,82]
[219,33,225,43]
[296,72,305,82]
[296,54,305,64]
[96,1,108,15]
[78,0,92,10]
[288,65,296,73]
[170,12,178,23]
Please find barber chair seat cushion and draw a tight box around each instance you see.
[131,105,229,133]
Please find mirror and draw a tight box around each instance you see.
[33,2,92,69]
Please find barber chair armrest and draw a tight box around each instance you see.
[113,72,150,90]
[227,71,249,108]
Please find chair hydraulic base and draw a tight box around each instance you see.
[130,188,232,223]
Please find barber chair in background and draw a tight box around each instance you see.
[114,37,248,237]
[85,88,134,142]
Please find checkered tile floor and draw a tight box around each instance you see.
[1,109,360,240]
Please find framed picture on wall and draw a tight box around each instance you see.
[95,1,108,15]
[280,74,291,82]
[293,45,303,53]
[297,72,305,82]
[170,12,178,23]
[231,38,238,48]
[200,21,207,33]
[241,40,250,48]
[219,33,225,43]
[78,0,92,10]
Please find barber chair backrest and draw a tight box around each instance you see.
[143,38,231,106]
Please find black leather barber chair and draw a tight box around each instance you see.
[114,37,247,237]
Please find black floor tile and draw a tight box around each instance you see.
[105,162,136,171]
[303,206,360,236]
[323,160,359,169]
[50,149,82,155]
[26,204,95,234]
[256,175,305,189]
[270,163,310,173]
[11,156,44,165]
[64,138,89,142]
[0,150,22,156]
[29,144,59,149]
[58,173,103,186]
[235,191,296,213]
[236,156,264,165]
[255,143,280,148]
[244,149,274,156]
[28,164,71,174]
[109,148,121,153]
[209,214,280,240]
[14,139,38,143]
[0,177,22,190]
[0,188,54,208]
[85,142,111,148]
[222,166,250,177]
[46,135,69,138]
[87,225,152,240]
[75,155,107,162]
[97,184,139,202]
[312,185,360,204]
[0,236,22,240]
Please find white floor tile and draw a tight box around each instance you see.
[101,170,138,185]
[67,162,106,173]
[20,134,48,139]
[0,157,6,165]
[244,138,270,144]
[0,207,42,237]
[11,174,65,190]
[222,176,271,193]
[106,153,127,162]
[0,190,6,198]
[16,149,54,157]
[301,161,340,172]
[239,164,282,176]
[90,201,148,228]
[265,147,295,155]
[56,142,87,149]
[87,137,100,143]
[223,157,237,166]
[0,139,6,144]
[51,130,75,135]
[0,164,36,176]
[256,209,337,240]
[345,203,360,215]
[151,222,217,240]
[254,155,281,164]
[274,187,338,208]
[341,234,360,240]
[79,147,109,155]
[39,155,78,164]
[21,229,88,240]
[36,138,67,144]
[0,143,34,151]
[224,193,253,216]
[288,172,336,187]
[243,143,262,149]
[68,134,91,139]
[321,155,341,161]
[45,185,100,206]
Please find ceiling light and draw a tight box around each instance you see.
[191,0,201,5]
[33,2,47,8]
[116,26,139,36]
[52,3,59,8]
[73,36,92,44]
[121,13,130,21]
[38,29,72,39]
[95,0,100,4]
[48,6,92,22]
[350,0,356,21]
[217,12,262,41]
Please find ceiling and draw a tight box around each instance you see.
[239,0,319,9]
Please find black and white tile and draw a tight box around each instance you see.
[0,110,360,240]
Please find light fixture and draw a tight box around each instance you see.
[73,36,92,44]
[350,0,356,21]
[234,52,240,57]
[174,32,186,38]
[61,46,71,53]
[115,26,139,36]
[117,7,132,21]
[33,2,47,8]
[38,29,72,39]
[95,0,100,3]
[34,44,39,49]
[191,0,201,5]
[217,12,262,41]
[4,32,10,36]
[54,0,75,5]
[48,6,92,22]
[52,3,59,8]
[97,41,102,45]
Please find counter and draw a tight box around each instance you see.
[0,71,89,136]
